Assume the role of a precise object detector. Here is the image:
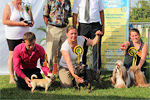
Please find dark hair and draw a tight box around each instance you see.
[23,32,36,42]
[130,28,140,35]
[67,25,77,33]
[130,28,143,42]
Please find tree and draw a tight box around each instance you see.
[130,0,150,22]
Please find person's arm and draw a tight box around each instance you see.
[73,13,78,28]
[29,10,34,27]
[61,50,84,83]
[137,43,148,69]
[40,55,51,76]
[83,30,103,46]
[72,0,79,28]
[120,41,130,51]
[43,16,48,26]
[13,48,27,79]
[39,47,51,76]
[100,10,104,35]
[13,47,31,87]
[43,0,50,26]
[2,3,28,26]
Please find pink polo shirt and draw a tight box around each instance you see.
[13,43,51,80]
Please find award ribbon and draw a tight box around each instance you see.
[128,47,138,66]
[73,45,84,64]
[44,53,50,68]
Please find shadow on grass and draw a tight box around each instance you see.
[1,87,148,100]
[0,72,150,99]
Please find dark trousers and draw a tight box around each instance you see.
[78,22,102,72]
[16,68,43,90]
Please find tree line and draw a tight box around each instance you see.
[130,0,150,22]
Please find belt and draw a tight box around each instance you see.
[50,24,67,28]
[59,66,68,70]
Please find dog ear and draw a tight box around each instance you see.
[116,64,120,69]
[116,60,123,67]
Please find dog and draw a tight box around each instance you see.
[30,73,54,93]
[129,66,150,87]
[74,63,101,93]
[110,60,131,88]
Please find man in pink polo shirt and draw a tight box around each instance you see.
[13,32,51,89]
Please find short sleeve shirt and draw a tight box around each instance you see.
[59,36,85,68]
[43,0,71,27]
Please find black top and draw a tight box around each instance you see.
[124,40,146,71]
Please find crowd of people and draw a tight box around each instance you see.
[2,0,148,90]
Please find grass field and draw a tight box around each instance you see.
[1,71,150,100]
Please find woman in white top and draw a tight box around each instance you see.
[59,26,103,88]
[2,0,34,84]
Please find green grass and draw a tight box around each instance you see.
[0,71,150,100]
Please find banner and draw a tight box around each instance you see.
[102,0,129,70]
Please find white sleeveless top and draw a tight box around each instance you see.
[5,2,29,39]
[59,36,85,68]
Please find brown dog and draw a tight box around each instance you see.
[129,66,150,87]
[30,73,54,93]
[110,60,131,88]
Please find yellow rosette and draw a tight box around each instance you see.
[128,47,138,66]
[73,45,84,64]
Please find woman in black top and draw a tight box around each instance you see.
[120,28,148,71]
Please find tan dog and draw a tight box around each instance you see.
[110,60,131,88]
[30,73,54,93]
[129,66,150,87]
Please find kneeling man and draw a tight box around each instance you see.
[13,32,51,89]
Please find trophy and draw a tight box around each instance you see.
[22,0,32,25]
[73,45,84,64]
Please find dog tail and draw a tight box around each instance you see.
[31,74,38,80]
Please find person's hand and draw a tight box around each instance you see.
[24,77,32,88]
[120,44,126,50]
[137,66,141,70]
[95,30,103,36]
[74,74,84,83]
[20,21,28,26]
[28,21,34,27]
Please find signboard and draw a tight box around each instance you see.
[102,0,129,70]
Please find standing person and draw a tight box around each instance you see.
[59,26,103,88]
[2,0,34,84]
[43,0,71,71]
[72,0,105,72]
[13,32,51,89]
